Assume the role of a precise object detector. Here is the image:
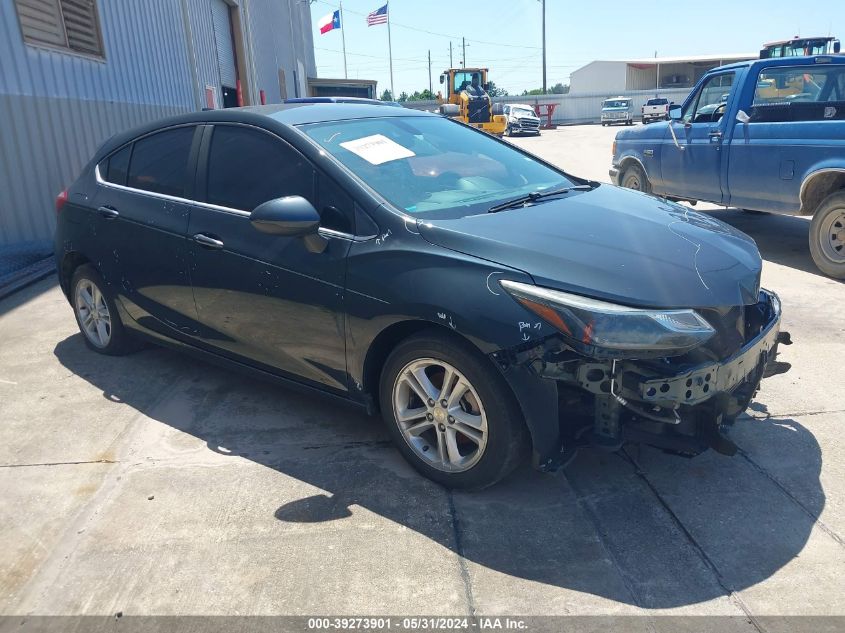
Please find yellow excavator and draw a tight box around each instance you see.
[437,67,507,136]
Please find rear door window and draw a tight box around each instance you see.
[752,65,845,121]
[104,144,131,186]
[127,127,195,197]
[205,125,315,211]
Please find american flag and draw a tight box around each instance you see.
[366,4,388,26]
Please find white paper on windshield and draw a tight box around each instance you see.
[339,134,415,165]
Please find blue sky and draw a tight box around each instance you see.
[308,0,844,96]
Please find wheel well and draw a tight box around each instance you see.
[619,157,647,181]
[362,320,476,413]
[800,170,845,216]
[58,252,90,297]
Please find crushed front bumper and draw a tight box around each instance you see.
[636,296,781,407]
[496,289,789,469]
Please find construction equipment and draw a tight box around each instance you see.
[437,68,507,136]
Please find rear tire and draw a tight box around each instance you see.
[621,163,651,194]
[70,264,137,355]
[809,191,845,279]
[379,331,528,490]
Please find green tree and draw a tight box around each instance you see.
[521,88,545,96]
[379,89,394,101]
[486,81,508,97]
[550,82,569,94]
[398,91,410,102]
[406,89,435,101]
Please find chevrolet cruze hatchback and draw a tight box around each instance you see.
[55,103,786,489]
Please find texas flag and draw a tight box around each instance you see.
[318,10,341,35]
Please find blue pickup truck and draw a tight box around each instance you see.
[610,55,845,278]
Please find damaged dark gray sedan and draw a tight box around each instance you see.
[55,103,789,489]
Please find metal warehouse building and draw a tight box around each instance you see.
[569,53,756,94]
[0,0,316,261]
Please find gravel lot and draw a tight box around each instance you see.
[1,124,843,623]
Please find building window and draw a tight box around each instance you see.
[14,0,105,58]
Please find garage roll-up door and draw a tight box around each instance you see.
[211,0,237,88]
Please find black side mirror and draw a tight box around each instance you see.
[251,196,320,236]
[483,82,490,91]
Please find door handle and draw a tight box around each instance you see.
[193,233,224,249]
[709,130,723,138]
[97,206,119,219]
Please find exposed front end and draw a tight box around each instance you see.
[495,282,789,463]
[509,115,541,134]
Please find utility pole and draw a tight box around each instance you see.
[462,36,466,67]
[654,50,659,96]
[541,0,547,93]
[449,42,453,67]
[428,50,432,95]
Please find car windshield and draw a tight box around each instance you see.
[647,98,668,105]
[299,116,572,219]
[603,100,629,108]
[513,107,535,117]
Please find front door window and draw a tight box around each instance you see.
[684,72,735,124]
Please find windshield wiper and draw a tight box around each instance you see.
[487,183,597,213]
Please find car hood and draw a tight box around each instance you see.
[416,186,762,309]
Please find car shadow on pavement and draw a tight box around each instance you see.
[701,208,841,280]
[54,334,824,609]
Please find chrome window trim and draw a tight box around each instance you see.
[95,164,376,240]
[94,164,249,217]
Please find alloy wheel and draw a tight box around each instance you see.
[392,358,488,472]
[75,279,112,348]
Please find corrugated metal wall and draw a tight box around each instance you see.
[0,0,316,247]
[242,0,316,102]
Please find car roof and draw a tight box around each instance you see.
[92,102,433,161]
[716,54,845,72]
[283,96,404,107]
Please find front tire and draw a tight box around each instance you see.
[71,264,136,355]
[379,332,528,489]
[621,163,651,194]
[809,191,845,279]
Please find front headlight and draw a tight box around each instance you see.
[500,280,715,359]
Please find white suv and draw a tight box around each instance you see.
[502,104,541,136]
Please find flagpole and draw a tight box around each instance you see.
[387,2,394,98]
[339,0,347,78]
